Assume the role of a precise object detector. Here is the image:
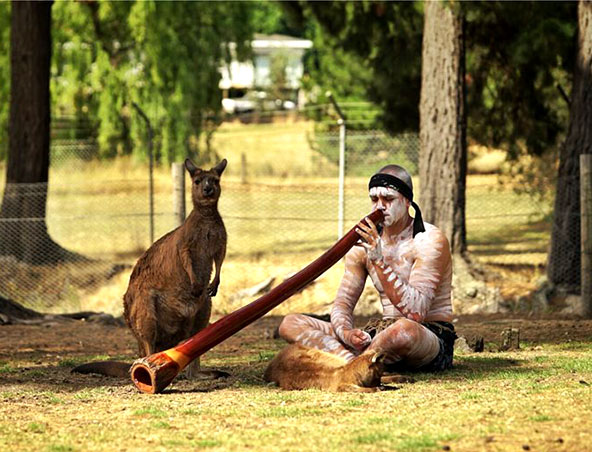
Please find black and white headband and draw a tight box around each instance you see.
[368,173,426,237]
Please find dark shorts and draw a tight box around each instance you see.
[362,318,457,372]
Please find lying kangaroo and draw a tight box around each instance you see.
[264,344,395,392]
[73,159,228,379]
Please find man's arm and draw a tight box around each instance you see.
[330,246,371,350]
[358,221,451,322]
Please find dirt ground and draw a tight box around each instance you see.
[1,313,592,452]
[1,313,592,378]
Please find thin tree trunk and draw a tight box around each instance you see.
[548,1,592,293]
[0,1,77,265]
[419,0,467,255]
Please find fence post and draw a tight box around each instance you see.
[581,154,592,318]
[241,152,247,185]
[172,162,186,228]
[327,92,347,238]
[338,118,346,238]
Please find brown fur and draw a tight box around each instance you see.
[264,344,386,393]
[124,159,227,362]
[73,159,227,378]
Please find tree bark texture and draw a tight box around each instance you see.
[0,1,69,264]
[419,1,467,255]
[548,1,592,292]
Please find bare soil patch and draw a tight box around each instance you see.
[2,313,591,371]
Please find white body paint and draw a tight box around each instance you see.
[369,187,407,226]
[278,183,453,369]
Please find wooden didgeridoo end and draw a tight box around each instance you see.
[131,349,190,394]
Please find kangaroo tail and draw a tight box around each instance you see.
[71,361,131,378]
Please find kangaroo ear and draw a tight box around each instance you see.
[185,158,200,177]
[371,352,386,364]
[212,159,227,176]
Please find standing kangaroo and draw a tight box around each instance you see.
[264,344,391,392]
[73,159,227,379]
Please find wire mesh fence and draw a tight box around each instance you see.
[0,116,561,315]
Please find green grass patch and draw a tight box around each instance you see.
[555,356,592,373]
[342,398,368,408]
[45,445,75,452]
[256,405,324,418]
[57,358,84,367]
[151,421,171,429]
[132,406,168,418]
[353,431,393,445]
[460,391,483,400]
[258,350,277,362]
[38,391,63,404]
[552,342,592,351]
[58,355,130,368]
[533,355,551,363]
[397,434,441,451]
[529,414,553,422]
[27,422,46,434]
[191,439,223,448]
[0,362,17,374]
[73,388,111,401]
[24,369,48,377]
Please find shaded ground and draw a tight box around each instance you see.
[1,314,591,384]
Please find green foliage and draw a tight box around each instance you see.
[303,0,575,159]
[268,51,290,101]
[0,0,578,167]
[301,18,374,105]
[464,1,577,156]
[302,1,423,132]
[255,2,379,128]
[251,1,302,36]
[49,1,257,165]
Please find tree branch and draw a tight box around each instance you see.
[556,83,571,106]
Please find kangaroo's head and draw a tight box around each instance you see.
[185,158,227,208]
[348,350,386,388]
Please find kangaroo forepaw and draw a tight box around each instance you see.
[207,283,219,297]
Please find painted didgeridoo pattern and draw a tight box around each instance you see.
[130,210,384,393]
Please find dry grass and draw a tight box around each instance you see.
[211,120,337,179]
[1,142,551,314]
[0,325,590,452]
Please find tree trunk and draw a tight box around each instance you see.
[547,1,592,293]
[419,1,467,255]
[0,1,75,265]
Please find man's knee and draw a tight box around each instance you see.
[385,318,422,353]
[277,314,306,342]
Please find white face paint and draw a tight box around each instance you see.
[369,186,408,227]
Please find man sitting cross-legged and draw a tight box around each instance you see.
[278,164,456,372]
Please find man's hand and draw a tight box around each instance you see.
[342,328,372,351]
[355,218,382,262]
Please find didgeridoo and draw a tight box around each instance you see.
[130,209,384,393]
